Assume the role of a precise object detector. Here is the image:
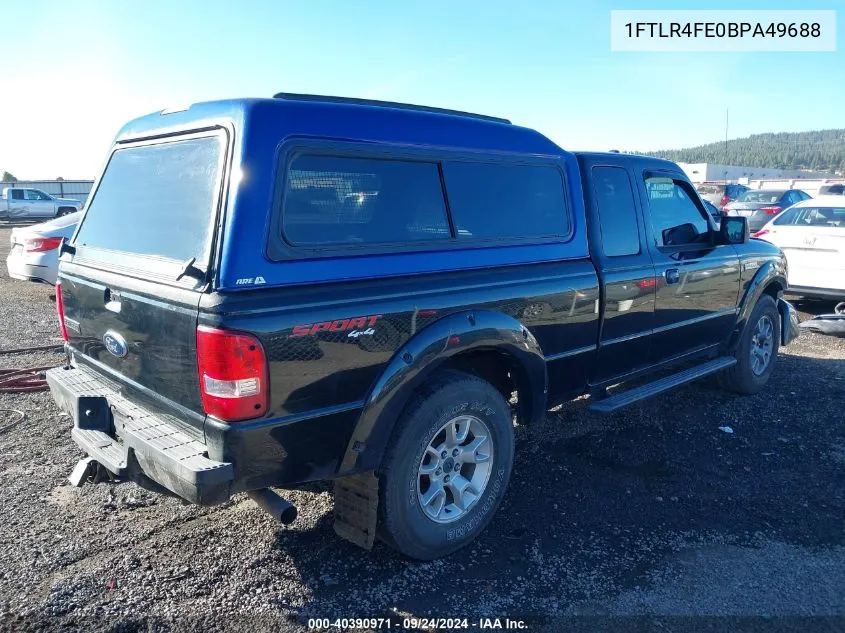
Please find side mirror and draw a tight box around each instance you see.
[719,216,749,244]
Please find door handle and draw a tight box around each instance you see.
[665,269,680,284]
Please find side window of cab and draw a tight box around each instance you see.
[644,176,711,248]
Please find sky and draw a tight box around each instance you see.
[1,0,842,179]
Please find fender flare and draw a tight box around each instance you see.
[337,310,547,475]
[728,259,787,352]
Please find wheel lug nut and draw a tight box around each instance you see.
[452,448,459,457]
[444,475,450,483]
[441,451,448,459]
[455,463,461,472]
[435,468,442,476]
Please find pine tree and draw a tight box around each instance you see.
[641,129,845,174]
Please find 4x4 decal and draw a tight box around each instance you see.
[291,315,382,338]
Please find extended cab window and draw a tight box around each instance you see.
[10,189,24,200]
[592,166,640,256]
[282,155,450,246]
[645,177,710,248]
[74,135,224,267]
[443,162,568,239]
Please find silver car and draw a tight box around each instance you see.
[6,212,80,284]
[723,189,811,233]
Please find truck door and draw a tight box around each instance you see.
[582,159,656,382]
[27,189,55,217]
[637,172,741,362]
[9,189,29,218]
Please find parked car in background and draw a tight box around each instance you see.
[696,182,749,211]
[818,184,845,196]
[753,196,845,300]
[1,187,83,221]
[723,189,811,233]
[6,212,80,284]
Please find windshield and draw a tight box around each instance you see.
[74,134,224,268]
[773,206,845,227]
[737,191,784,204]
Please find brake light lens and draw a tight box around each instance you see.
[637,278,657,289]
[56,282,68,342]
[720,195,730,207]
[196,325,268,422]
[752,229,771,239]
[760,206,782,215]
[25,237,63,252]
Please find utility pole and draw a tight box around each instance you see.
[724,108,729,169]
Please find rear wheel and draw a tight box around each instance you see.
[719,294,780,394]
[56,207,75,217]
[378,370,514,559]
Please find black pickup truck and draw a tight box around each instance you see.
[47,94,800,560]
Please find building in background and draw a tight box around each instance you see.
[0,180,94,204]
[679,163,834,184]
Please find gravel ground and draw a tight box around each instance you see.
[1,222,844,632]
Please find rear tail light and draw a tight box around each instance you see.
[760,206,782,215]
[636,278,657,289]
[56,282,68,342]
[196,325,268,422]
[720,195,730,207]
[24,237,63,252]
[752,229,771,239]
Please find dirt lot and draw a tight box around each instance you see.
[1,222,844,632]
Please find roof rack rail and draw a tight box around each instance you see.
[272,92,511,125]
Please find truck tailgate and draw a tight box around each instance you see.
[59,266,205,419]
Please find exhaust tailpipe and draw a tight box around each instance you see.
[248,488,297,524]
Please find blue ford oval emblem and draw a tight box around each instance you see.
[103,330,128,358]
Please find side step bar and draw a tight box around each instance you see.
[589,356,737,414]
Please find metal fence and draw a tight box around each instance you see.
[0,180,94,204]
[748,178,845,197]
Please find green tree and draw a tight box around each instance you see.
[639,129,845,174]
[2,171,17,182]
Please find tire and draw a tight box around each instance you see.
[378,370,514,559]
[56,208,75,217]
[719,294,780,394]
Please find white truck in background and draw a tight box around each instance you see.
[1,187,83,221]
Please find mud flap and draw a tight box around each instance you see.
[333,472,379,550]
[778,298,801,345]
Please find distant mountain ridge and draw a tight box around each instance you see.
[643,129,845,174]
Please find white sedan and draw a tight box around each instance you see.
[5,212,80,284]
[753,196,845,300]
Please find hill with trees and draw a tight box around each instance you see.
[643,129,845,174]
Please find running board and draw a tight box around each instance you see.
[588,356,737,414]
